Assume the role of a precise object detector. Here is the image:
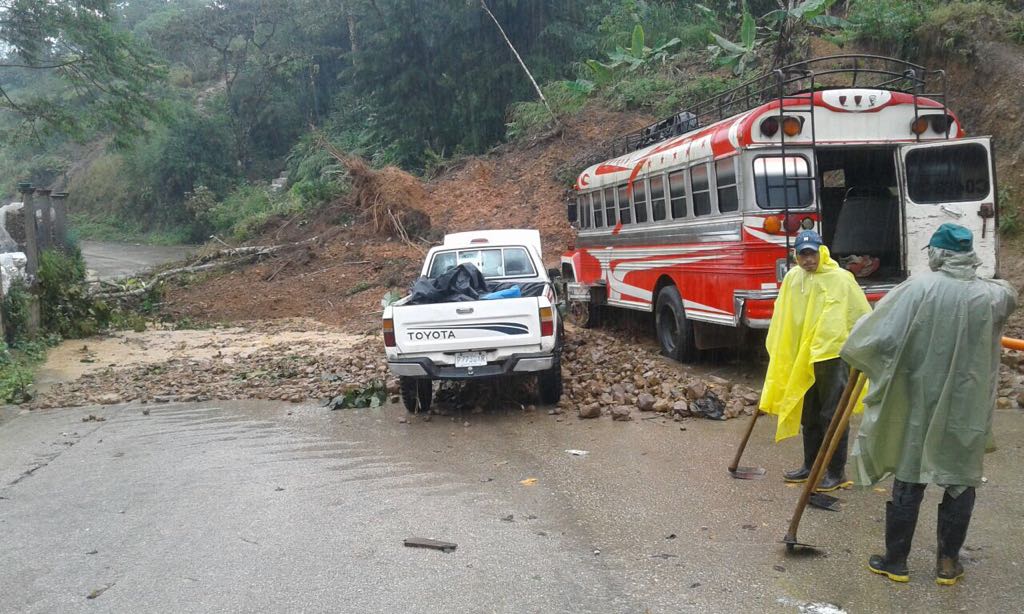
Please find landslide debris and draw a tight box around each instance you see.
[30,324,760,421]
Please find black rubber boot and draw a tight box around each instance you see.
[815,471,852,493]
[936,487,975,586]
[784,430,820,483]
[868,500,919,583]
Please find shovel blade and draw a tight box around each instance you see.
[809,492,841,511]
[729,466,767,479]
[782,536,820,554]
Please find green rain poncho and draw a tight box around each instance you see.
[840,249,1018,488]
[759,246,872,441]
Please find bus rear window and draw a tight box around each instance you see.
[906,143,990,203]
[754,155,813,209]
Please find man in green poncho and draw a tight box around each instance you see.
[840,223,1017,586]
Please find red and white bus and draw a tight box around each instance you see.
[560,55,999,361]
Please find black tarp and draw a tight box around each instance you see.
[405,263,547,305]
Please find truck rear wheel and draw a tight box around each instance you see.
[655,286,699,363]
[400,377,433,412]
[537,359,563,405]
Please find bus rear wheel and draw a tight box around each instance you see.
[655,286,699,363]
[567,300,600,328]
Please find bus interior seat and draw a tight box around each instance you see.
[829,187,900,260]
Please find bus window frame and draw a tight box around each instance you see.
[752,153,814,210]
[691,162,713,217]
[593,189,604,228]
[617,183,632,225]
[904,142,991,205]
[650,174,667,222]
[716,157,739,213]
[632,177,650,224]
[604,186,616,227]
[668,168,689,219]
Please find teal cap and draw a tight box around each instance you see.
[928,223,973,252]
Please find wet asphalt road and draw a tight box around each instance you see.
[80,241,194,280]
[1,399,1022,613]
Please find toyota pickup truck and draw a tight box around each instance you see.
[382,229,563,412]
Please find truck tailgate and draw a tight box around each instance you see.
[393,298,541,354]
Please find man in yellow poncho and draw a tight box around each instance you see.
[759,229,871,492]
[840,224,1017,586]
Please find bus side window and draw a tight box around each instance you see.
[617,184,631,225]
[716,158,739,213]
[692,164,712,216]
[650,175,666,221]
[593,191,604,227]
[604,186,616,227]
[582,193,591,228]
[669,170,687,218]
[633,178,649,223]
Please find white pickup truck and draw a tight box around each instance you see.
[382,229,563,412]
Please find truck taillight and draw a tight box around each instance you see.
[539,306,554,337]
[383,318,396,347]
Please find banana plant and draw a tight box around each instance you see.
[585,25,682,85]
[708,0,758,75]
[763,0,849,67]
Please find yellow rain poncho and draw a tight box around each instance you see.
[759,246,871,441]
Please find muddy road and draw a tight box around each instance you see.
[80,240,194,280]
[1,397,1022,613]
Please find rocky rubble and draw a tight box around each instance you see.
[29,323,1024,419]
[559,329,759,422]
[28,325,759,421]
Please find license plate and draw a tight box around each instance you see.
[455,352,487,367]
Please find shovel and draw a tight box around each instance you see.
[782,369,865,553]
[728,410,766,479]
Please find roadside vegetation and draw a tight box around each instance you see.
[0,244,151,403]
[1,1,1021,247]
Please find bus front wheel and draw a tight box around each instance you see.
[655,286,699,363]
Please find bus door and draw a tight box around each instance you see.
[897,137,997,278]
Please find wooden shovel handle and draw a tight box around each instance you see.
[784,369,865,543]
[728,409,761,473]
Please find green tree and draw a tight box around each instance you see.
[0,0,165,144]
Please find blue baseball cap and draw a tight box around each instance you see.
[794,230,823,253]
[928,223,973,252]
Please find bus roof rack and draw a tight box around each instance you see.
[608,54,945,157]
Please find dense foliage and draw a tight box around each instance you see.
[0,0,1021,242]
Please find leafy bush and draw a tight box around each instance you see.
[845,0,931,55]
[37,248,111,338]
[285,132,346,206]
[915,1,1017,58]
[999,186,1019,237]
[1,279,31,345]
[506,80,593,140]
[195,183,308,241]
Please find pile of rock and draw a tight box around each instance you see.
[31,325,766,420]
[30,337,391,409]
[561,329,760,422]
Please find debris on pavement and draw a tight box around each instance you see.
[519,478,538,486]
[565,449,589,456]
[403,537,457,553]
